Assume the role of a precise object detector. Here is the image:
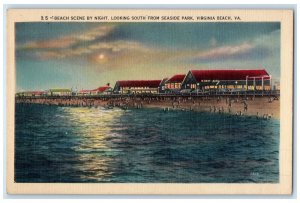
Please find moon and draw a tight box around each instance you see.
[98,54,105,60]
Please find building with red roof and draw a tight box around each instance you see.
[79,86,112,95]
[113,80,163,94]
[164,74,186,91]
[181,69,271,91]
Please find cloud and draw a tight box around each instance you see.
[21,37,77,49]
[87,41,175,69]
[34,40,262,71]
[17,24,160,66]
[17,24,277,73]
[36,40,153,61]
[194,42,254,60]
[75,25,115,41]
[18,25,116,50]
[188,30,280,81]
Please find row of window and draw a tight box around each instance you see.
[121,87,152,90]
[202,85,271,90]
[121,90,158,93]
[119,82,272,90]
[165,83,181,89]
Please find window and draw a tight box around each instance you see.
[247,85,254,90]
[256,86,263,90]
[191,84,196,89]
[264,85,271,90]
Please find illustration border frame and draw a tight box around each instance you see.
[6,9,294,195]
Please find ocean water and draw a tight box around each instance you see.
[15,104,279,183]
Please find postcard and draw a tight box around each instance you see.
[6,9,293,194]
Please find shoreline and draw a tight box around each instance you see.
[16,95,280,119]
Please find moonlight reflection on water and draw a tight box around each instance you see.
[15,104,279,183]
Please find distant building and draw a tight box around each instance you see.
[164,74,186,93]
[78,86,112,96]
[181,69,271,92]
[16,91,45,97]
[113,80,162,94]
[48,89,72,96]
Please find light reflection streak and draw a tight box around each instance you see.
[61,107,126,181]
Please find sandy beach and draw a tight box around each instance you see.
[142,97,279,119]
[16,95,280,119]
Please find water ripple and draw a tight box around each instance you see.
[15,104,279,183]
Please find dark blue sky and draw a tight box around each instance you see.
[16,22,280,91]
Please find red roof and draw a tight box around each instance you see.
[80,86,110,93]
[117,80,162,88]
[92,86,111,92]
[166,74,186,83]
[190,69,270,81]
